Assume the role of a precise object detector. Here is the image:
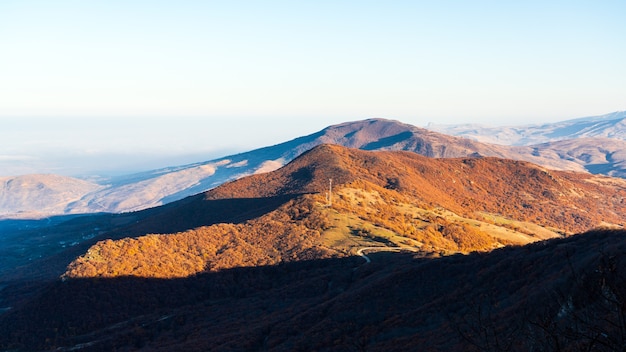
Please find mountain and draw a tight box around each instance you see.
[55,118,542,214]
[0,145,626,281]
[61,145,626,278]
[428,110,626,146]
[1,145,626,350]
[0,144,619,279]
[0,119,589,217]
[4,114,626,218]
[0,174,102,218]
[425,111,626,178]
[1,144,623,282]
[525,137,626,178]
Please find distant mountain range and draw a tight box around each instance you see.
[2,111,626,218]
[429,110,626,145]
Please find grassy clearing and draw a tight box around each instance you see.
[317,186,563,256]
[319,207,421,256]
[476,211,562,240]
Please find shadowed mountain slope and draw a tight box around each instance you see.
[2,229,626,351]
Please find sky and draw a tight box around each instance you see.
[1,1,625,177]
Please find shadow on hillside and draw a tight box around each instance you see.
[0,254,368,351]
[0,194,304,284]
[361,131,414,150]
[3,230,626,351]
[586,162,618,175]
[0,213,119,280]
[128,193,306,236]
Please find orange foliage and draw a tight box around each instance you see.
[64,197,334,279]
[64,145,626,278]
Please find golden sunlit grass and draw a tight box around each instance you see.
[319,208,421,256]
[319,184,563,256]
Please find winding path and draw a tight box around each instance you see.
[356,246,419,264]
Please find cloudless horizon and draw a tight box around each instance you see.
[1,1,624,177]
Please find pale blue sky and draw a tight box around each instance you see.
[0,1,624,176]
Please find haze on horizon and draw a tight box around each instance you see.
[1,1,624,177]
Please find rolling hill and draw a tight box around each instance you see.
[0,174,103,217]
[520,137,626,178]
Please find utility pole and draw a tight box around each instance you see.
[327,178,333,207]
